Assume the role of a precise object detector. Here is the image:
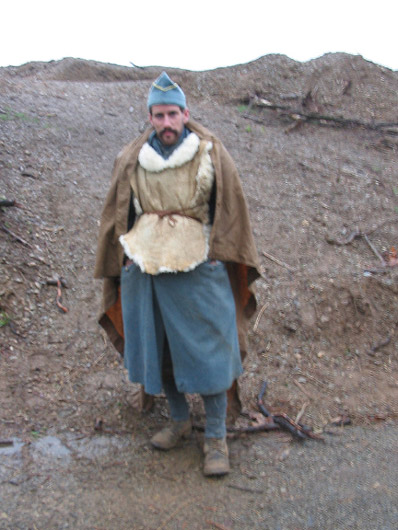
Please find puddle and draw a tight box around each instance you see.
[0,439,24,457]
[0,439,25,480]
[31,435,72,464]
[69,434,130,459]
[1,433,134,472]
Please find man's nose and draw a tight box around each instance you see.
[163,114,172,127]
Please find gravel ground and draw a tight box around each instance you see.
[1,423,397,529]
[1,54,398,529]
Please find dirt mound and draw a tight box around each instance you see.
[5,53,397,121]
[2,57,147,82]
[1,54,398,447]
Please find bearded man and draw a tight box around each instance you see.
[94,72,259,476]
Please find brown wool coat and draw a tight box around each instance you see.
[94,119,261,414]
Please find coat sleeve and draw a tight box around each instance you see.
[209,140,260,271]
[93,159,123,279]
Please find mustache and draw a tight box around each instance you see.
[160,127,178,136]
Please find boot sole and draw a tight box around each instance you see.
[203,466,230,477]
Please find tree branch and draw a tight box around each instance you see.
[245,96,398,134]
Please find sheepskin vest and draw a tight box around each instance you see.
[119,132,214,275]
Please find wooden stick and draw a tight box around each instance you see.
[129,61,146,69]
[192,419,279,434]
[253,303,268,331]
[0,440,14,447]
[296,372,327,388]
[56,277,69,313]
[369,335,392,354]
[363,234,386,265]
[206,521,232,530]
[46,277,68,288]
[293,380,313,399]
[1,225,32,247]
[328,218,398,246]
[21,172,39,179]
[295,401,309,424]
[262,251,295,272]
[248,96,398,133]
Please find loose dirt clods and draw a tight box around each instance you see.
[1,54,398,529]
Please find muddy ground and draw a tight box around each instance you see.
[1,53,398,529]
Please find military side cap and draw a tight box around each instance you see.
[147,71,186,109]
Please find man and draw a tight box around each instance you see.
[94,72,259,476]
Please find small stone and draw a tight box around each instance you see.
[278,448,291,461]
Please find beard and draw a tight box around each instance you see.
[159,127,179,143]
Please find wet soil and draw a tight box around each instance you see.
[1,424,398,529]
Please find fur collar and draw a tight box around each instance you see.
[138,132,200,173]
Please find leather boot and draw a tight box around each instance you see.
[203,437,230,476]
[150,418,192,450]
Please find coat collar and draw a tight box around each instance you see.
[138,132,200,173]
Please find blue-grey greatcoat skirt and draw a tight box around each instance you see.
[120,259,242,396]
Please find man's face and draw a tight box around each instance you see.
[149,105,190,146]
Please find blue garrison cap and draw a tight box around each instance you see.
[147,72,186,110]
